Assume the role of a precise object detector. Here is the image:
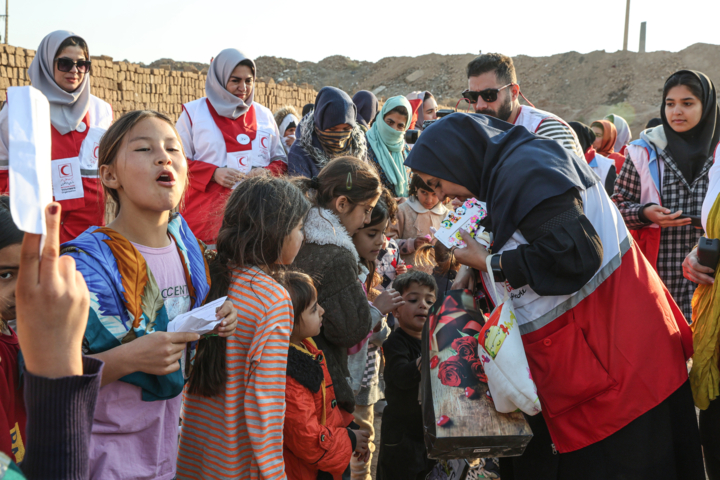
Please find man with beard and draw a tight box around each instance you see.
[465,53,583,156]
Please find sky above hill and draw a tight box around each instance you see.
[12,0,720,64]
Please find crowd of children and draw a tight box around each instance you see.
[2,26,720,480]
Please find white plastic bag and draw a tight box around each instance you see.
[479,255,542,415]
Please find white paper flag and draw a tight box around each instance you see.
[167,296,228,335]
[8,87,52,234]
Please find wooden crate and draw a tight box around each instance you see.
[421,291,532,459]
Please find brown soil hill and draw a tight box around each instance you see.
[149,43,720,137]
[253,44,720,136]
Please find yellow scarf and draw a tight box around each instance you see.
[290,338,327,425]
[690,195,720,409]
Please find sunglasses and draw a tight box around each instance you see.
[55,57,92,73]
[461,84,513,104]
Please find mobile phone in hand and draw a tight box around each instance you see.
[697,238,720,269]
[678,215,703,228]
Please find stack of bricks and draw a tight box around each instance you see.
[0,44,317,121]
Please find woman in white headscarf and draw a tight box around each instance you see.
[176,48,286,246]
[605,113,632,156]
[0,30,113,243]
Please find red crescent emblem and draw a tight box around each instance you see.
[238,156,248,166]
[93,145,99,159]
[261,137,268,148]
[60,165,71,176]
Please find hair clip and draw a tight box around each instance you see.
[346,172,352,190]
[310,176,320,190]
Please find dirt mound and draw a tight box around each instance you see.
[149,43,720,136]
[256,44,720,136]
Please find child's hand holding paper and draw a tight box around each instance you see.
[168,297,237,337]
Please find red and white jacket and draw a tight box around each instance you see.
[0,94,112,243]
[482,180,692,453]
[513,105,583,157]
[623,128,666,268]
[176,98,287,244]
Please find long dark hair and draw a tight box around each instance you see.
[187,176,311,397]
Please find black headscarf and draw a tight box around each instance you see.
[302,103,314,117]
[404,113,596,250]
[313,87,356,131]
[646,117,662,129]
[568,121,595,154]
[352,90,379,129]
[661,70,720,183]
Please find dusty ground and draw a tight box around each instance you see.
[150,43,720,138]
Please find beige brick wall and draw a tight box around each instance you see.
[0,44,317,121]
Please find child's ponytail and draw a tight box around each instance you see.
[186,254,231,397]
[187,176,311,397]
[293,156,382,209]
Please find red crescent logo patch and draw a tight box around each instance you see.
[261,137,268,148]
[60,164,72,176]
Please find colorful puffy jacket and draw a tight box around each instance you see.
[283,339,354,480]
[61,214,210,401]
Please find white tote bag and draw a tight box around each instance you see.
[479,255,542,415]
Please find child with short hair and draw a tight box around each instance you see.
[376,270,438,480]
[348,190,403,480]
[0,197,26,463]
[387,174,447,273]
[277,270,370,480]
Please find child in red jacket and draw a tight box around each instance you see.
[278,271,370,480]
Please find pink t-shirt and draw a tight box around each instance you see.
[89,238,190,480]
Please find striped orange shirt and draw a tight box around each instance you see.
[177,267,293,479]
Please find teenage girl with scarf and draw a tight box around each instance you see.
[604,113,632,158]
[613,70,720,322]
[590,119,626,171]
[288,87,367,178]
[366,95,412,197]
[408,112,704,479]
[62,110,238,480]
[176,48,287,246]
[0,30,113,243]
